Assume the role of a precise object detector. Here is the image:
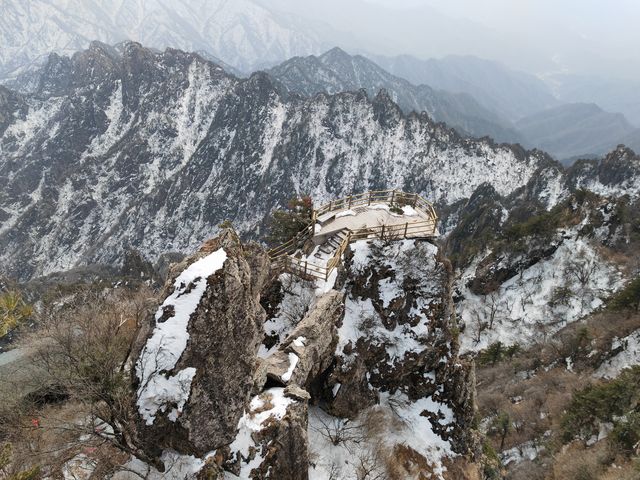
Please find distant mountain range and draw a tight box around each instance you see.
[268,49,640,161]
[0,0,339,78]
[0,42,559,281]
[268,48,522,143]
[1,0,639,162]
[547,73,640,127]
[369,54,559,122]
[516,103,640,162]
[2,42,639,282]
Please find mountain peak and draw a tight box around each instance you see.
[320,46,351,60]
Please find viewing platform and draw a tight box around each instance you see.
[269,190,438,281]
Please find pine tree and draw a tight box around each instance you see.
[267,195,313,246]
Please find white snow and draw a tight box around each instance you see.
[259,274,316,358]
[594,330,640,379]
[368,203,390,211]
[226,388,295,479]
[501,441,543,466]
[281,352,299,382]
[337,240,441,363]
[62,453,97,480]
[136,248,227,425]
[308,392,454,480]
[335,209,356,218]
[459,235,623,352]
[402,205,419,216]
[114,451,204,480]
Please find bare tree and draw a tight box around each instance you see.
[0,285,163,475]
[471,310,488,345]
[310,414,365,449]
[356,448,387,480]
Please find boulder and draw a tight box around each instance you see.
[264,291,343,388]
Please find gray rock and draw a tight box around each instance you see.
[134,229,271,458]
[284,384,311,401]
[264,291,343,388]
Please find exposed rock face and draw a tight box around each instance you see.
[326,239,477,455]
[222,388,310,480]
[264,291,343,388]
[128,230,486,478]
[1,41,573,282]
[133,230,270,458]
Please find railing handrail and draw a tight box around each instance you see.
[267,190,438,281]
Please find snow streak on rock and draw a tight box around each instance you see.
[136,248,227,425]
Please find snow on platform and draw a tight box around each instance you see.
[313,203,436,243]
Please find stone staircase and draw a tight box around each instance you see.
[313,228,350,259]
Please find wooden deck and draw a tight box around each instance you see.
[269,190,438,281]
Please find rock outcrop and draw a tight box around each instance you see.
[325,239,478,455]
[133,229,270,458]
[129,231,481,479]
[264,291,343,388]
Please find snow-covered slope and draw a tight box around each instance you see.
[0,42,566,282]
[268,48,523,143]
[0,0,332,79]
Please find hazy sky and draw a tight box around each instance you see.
[273,0,640,79]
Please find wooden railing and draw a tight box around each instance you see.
[268,190,438,281]
[314,189,438,223]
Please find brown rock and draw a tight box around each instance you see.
[264,291,343,388]
[133,229,271,458]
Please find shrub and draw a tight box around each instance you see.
[561,366,640,442]
[267,195,313,246]
[504,210,562,242]
[0,443,40,480]
[610,411,640,454]
[549,286,574,308]
[478,341,520,365]
[481,440,502,480]
[609,277,640,313]
[0,291,33,338]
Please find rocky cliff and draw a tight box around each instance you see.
[129,231,481,479]
[0,41,563,282]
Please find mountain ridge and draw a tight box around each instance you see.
[267,47,524,143]
[1,42,639,283]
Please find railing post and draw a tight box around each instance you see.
[368,191,372,206]
[404,222,408,238]
[348,195,352,209]
[391,189,395,204]
[304,261,308,276]
[412,193,418,207]
[329,200,332,211]
[381,224,385,238]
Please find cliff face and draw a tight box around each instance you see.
[129,232,480,479]
[133,230,270,457]
[0,41,562,282]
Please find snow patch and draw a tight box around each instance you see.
[595,330,640,379]
[226,388,295,479]
[136,248,227,425]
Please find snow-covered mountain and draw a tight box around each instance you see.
[268,48,523,143]
[0,42,546,281]
[0,0,335,79]
[1,42,640,284]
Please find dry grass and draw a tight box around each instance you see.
[475,307,640,477]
